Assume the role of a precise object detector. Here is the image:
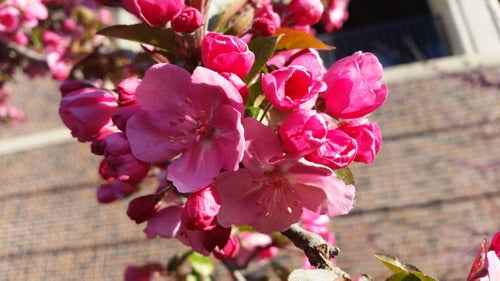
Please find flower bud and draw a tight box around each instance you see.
[287,0,324,26]
[322,51,388,119]
[171,6,203,33]
[127,195,160,224]
[213,235,240,259]
[337,118,382,163]
[181,185,221,231]
[252,17,276,36]
[279,109,327,156]
[201,32,255,79]
[97,180,136,203]
[305,129,357,170]
[123,0,184,27]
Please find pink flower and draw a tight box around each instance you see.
[59,86,117,142]
[322,51,388,119]
[0,7,19,33]
[144,205,183,239]
[126,63,245,193]
[321,0,350,32]
[235,232,277,266]
[181,185,221,231]
[201,32,255,79]
[305,129,357,170]
[214,118,355,233]
[123,0,184,27]
[337,118,381,164]
[252,17,276,36]
[286,0,324,26]
[213,235,240,259]
[468,232,500,281]
[101,132,150,184]
[262,65,322,111]
[171,6,203,33]
[279,109,327,156]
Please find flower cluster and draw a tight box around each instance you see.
[58,0,385,275]
[0,0,112,125]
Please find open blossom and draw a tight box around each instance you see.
[322,51,388,119]
[126,63,245,193]
[215,118,355,233]
[201,32,255,79]
[0,6,19,33]
[123,0,184,27]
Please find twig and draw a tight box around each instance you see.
[221,258,247,281]
[1,41,47,65]
[281,224,339,270]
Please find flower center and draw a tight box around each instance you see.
[255,166,299,217]
[168,97,215,145]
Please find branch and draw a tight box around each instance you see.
[221,258,247,281]
[1,41,47,66]
[281,224,339,270]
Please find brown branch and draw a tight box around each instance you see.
[221,258,247,281]
[1,41,47,66]
[281,224,339,270]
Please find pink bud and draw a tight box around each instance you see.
[279,109,327,156]
[287,0,324,26]
[59,87,117,142]
[127,195,160,224]
[323,51,388,119]
[102,132,150,184]
[97,180,136,203]
[171,6,203,33]
[337,118,382,163]
[252,17,276,36]
[305,129,357,170]
[181,185,221,231]
[213,235,240,259]
[123,0,184,27]
[201,32,255,79]
[11,31,28,46]
[262,66,320,111]
[0,7,19,33]
[321,0,350,33]
[117,77,140,106]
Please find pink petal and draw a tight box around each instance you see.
[143,205,183,239]
[211,105,244,171]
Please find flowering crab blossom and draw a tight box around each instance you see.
[214,118,355,233]
[126,63,245,193]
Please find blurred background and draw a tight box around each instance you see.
[1,0,499,280]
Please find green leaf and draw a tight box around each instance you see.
[387,272,438,281]
[187,252,215,278]
[97,23,176,50]
[335,167,355,185]
[373,253,421,274]
[245,36,280,84]
[275,28,334,51]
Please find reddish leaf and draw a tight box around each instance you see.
[275,28,334,51]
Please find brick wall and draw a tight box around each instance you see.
[0,62,499,280]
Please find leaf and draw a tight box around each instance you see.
[166,250,193,272]
[275,28,334,51]
[98,23,176,50]
[187,252,215,278]
[335,167,355,185]
[373,253,421,274]
[245,36,280,84]
[387,272,437,281]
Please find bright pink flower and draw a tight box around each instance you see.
[97,180,136,203]
[11,31,28,45]
[171,6,203,33]
[337,118,381,163]
[0,7,19,33]
[46,52,71,80]
[321,0,350,32]
[59,87,117,142]
[181,185,221,231]
[126,63,245,193]
[201,32,255,79]
[124,263,165,281]
[255,1,281,28]
[102,132,150,184]
[235,232,277,266]
[127,195,160,224]
[219,72,249,102]
[279,109,327,156]
[253,17,276,36]
[305,129,357,170]
[215,118,355,233]
[322,51,388,119]
[123,0,184,27]
[286,0,324,26]
[262,65,322,111]
[7,0,47,27]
